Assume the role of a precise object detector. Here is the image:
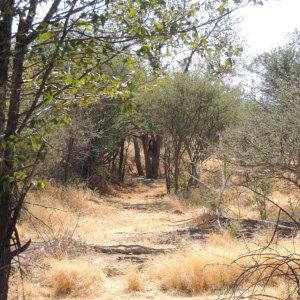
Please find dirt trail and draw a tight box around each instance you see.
[79,180,207,299]
[14,180,211,299]
[77,180,198,246]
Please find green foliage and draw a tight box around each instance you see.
[222,32,300,189]
[220,31,300,221]
[250,31,300,103]
[133,72,241,193]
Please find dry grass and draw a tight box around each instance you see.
[20,182,96,252]
[126,268,145,292]
[49,259,102,298]
[9,275,47,299]
[10,174,300,299]
[147,242,245,294]
[25,181,95,214]
[207,231,237,246]
[147,232,300,296]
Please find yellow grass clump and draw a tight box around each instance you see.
[126,268,145,292]
[147,232,300,296]
[61,185,93,211]
[147,245,244,295]
[49,260,102,298]
[27,181,94,213]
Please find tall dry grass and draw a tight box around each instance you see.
[147,238,244,294]
[49,259,103,298]
[147,232,300,296]
[26,181,94,212]
[17,182,98,259]
[19,182,90,240]
[126,268,145,292]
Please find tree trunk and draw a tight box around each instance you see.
[172,137,184,194]
[133,138,144,176]
[81,137,99,180]
[174,150,180,194]
[189,160,200,187]
[0,247,11,300]
[0,5,12,133]
[142,135,152,178]
[111,151,118,175]
[141,134,162,179]
[118,139,126,182]
[164,141,171,194]
[0,189,12,300]
[0,13,13,297]
[151,135,162,179]
[0,14,14,297]
[122,143,128,182]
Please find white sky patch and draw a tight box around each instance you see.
[237,0,300,56]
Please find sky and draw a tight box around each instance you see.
[237,0,300,56]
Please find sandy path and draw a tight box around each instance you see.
[13,180,207,299]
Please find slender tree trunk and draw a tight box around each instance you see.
[0,188,12,300]
[118,139,125,181]
[164,141,171,194]
[173,142,182,194]
[111,151,118,175]
[0,6,20,296]
[0,13,12,296]
[133,138,144,176]
[174,154,180,194]
[142,135,152,178]
[0,248,11,300]
[151,135,162,179]
[121,141,128,182]
[189,159,200,187]
[81,138,98,180]
[0,3,12,132]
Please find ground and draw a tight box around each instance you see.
[9,178,300,299]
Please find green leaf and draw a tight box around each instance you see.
[154,23,164,30]
[33,180,46,189]
[200,38,207,47]
[39,32,52,41]
[225,58,233,66]
[218,4,226,15]
[66,74,73,85]
[30,135,40,151]
[136,26,144,36]
[38,151,47,162]
[17,155,27,163]
[129,7,137,17]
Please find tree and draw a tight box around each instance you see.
[220,33,300,299]
[47,98,132,187]
[134,73,240,193]
[221,32,300,188]
[0,0,259,298]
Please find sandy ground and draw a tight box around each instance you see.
[11,180,211,299]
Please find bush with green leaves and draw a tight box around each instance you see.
[134,73,241,193]
[221,31,300,190]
